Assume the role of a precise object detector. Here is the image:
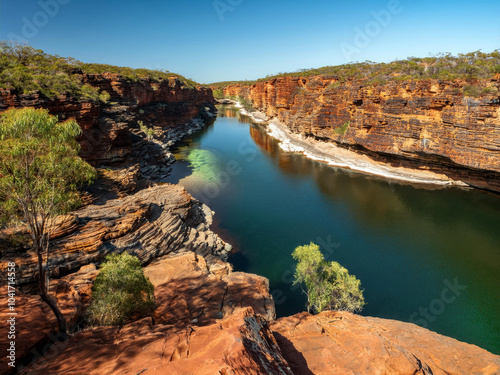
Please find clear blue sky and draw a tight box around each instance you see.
[1,0,499,83]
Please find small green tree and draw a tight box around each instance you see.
[138,120,154,141]
[0,107,97,334]
[88,253,155,326]
[292,242,365,314]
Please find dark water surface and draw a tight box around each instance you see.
[166,106,500,354]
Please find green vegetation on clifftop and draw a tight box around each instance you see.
[0,43,198,100]
[209,50,500,88]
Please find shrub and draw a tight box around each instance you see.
[213,89,224,99]
[209,49,500,87]
[334,121,350,136]
[327,82,342,90]
[0,107,96,333]
[0,42,199,100]
[80,84,100,101]
[88,253,155,326]
[238,96,253,111]
[481,86,499,95]
[99,90,111,103]
[293,242,365,314]
[138,120,154,141]
[462,85,481,98]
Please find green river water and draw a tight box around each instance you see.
[165,106,500,354]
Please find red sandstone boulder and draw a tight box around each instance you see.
[144,252,275,328]
[271,311,500,375]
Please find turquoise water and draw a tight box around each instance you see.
[166,106,500,354]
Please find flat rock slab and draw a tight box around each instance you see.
[271,311,500,375]
[21,308,293,375]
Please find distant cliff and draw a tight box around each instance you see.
[0,74,215,165]
[224,76,500,192]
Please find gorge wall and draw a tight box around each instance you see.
[224,76,500,192]
[1,70,500,373]
[0,74,215,165]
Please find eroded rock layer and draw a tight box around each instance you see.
[0,74,215,165]
[224,76,500,191]
[0,184,229,286]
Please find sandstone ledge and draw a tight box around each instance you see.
[0,183,230,286]
[271,311,500,375]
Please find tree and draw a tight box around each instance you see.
[0,107,96,335]
[138,120,154,141]
[292,242,365,314]
[88,253,155,326]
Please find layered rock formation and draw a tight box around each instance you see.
[2,68,500,374]
[224,76,500,192]
[0,74,215,165]
[0,183,229,287]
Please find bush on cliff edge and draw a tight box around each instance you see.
[88,253,155,326]
[293,243,365,314]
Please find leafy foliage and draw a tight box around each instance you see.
[238,96,253,111]
[293,243,365,314]
[334,121,350,136]
[212,88,224,99]
[0,107,96,228]
[138,120,154,141]
[463,85,481,98]
[80,63,198,87]
[209,50,500,87]
[0,107,96,333]
[0,43,198,100]
[88,253,155,326]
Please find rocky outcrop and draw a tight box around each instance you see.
[0,184,230,287]
[224,76,500,192]
[271,311,500,375]
[12,288,500,375]
[20,308,293,375]
[145,252,275,326]
[0,286,56,373]
[0,74,215,165]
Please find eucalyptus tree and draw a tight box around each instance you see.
[0,107,96,334]
[293,242,365,314]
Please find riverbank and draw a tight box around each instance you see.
[222,75,500,193]
[228,100,469,188]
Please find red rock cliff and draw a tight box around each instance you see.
[225,76,500,192]
[0,74,215,165]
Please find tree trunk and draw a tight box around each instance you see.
[36,247,67,336]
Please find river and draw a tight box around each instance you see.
[165,105,500,354]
